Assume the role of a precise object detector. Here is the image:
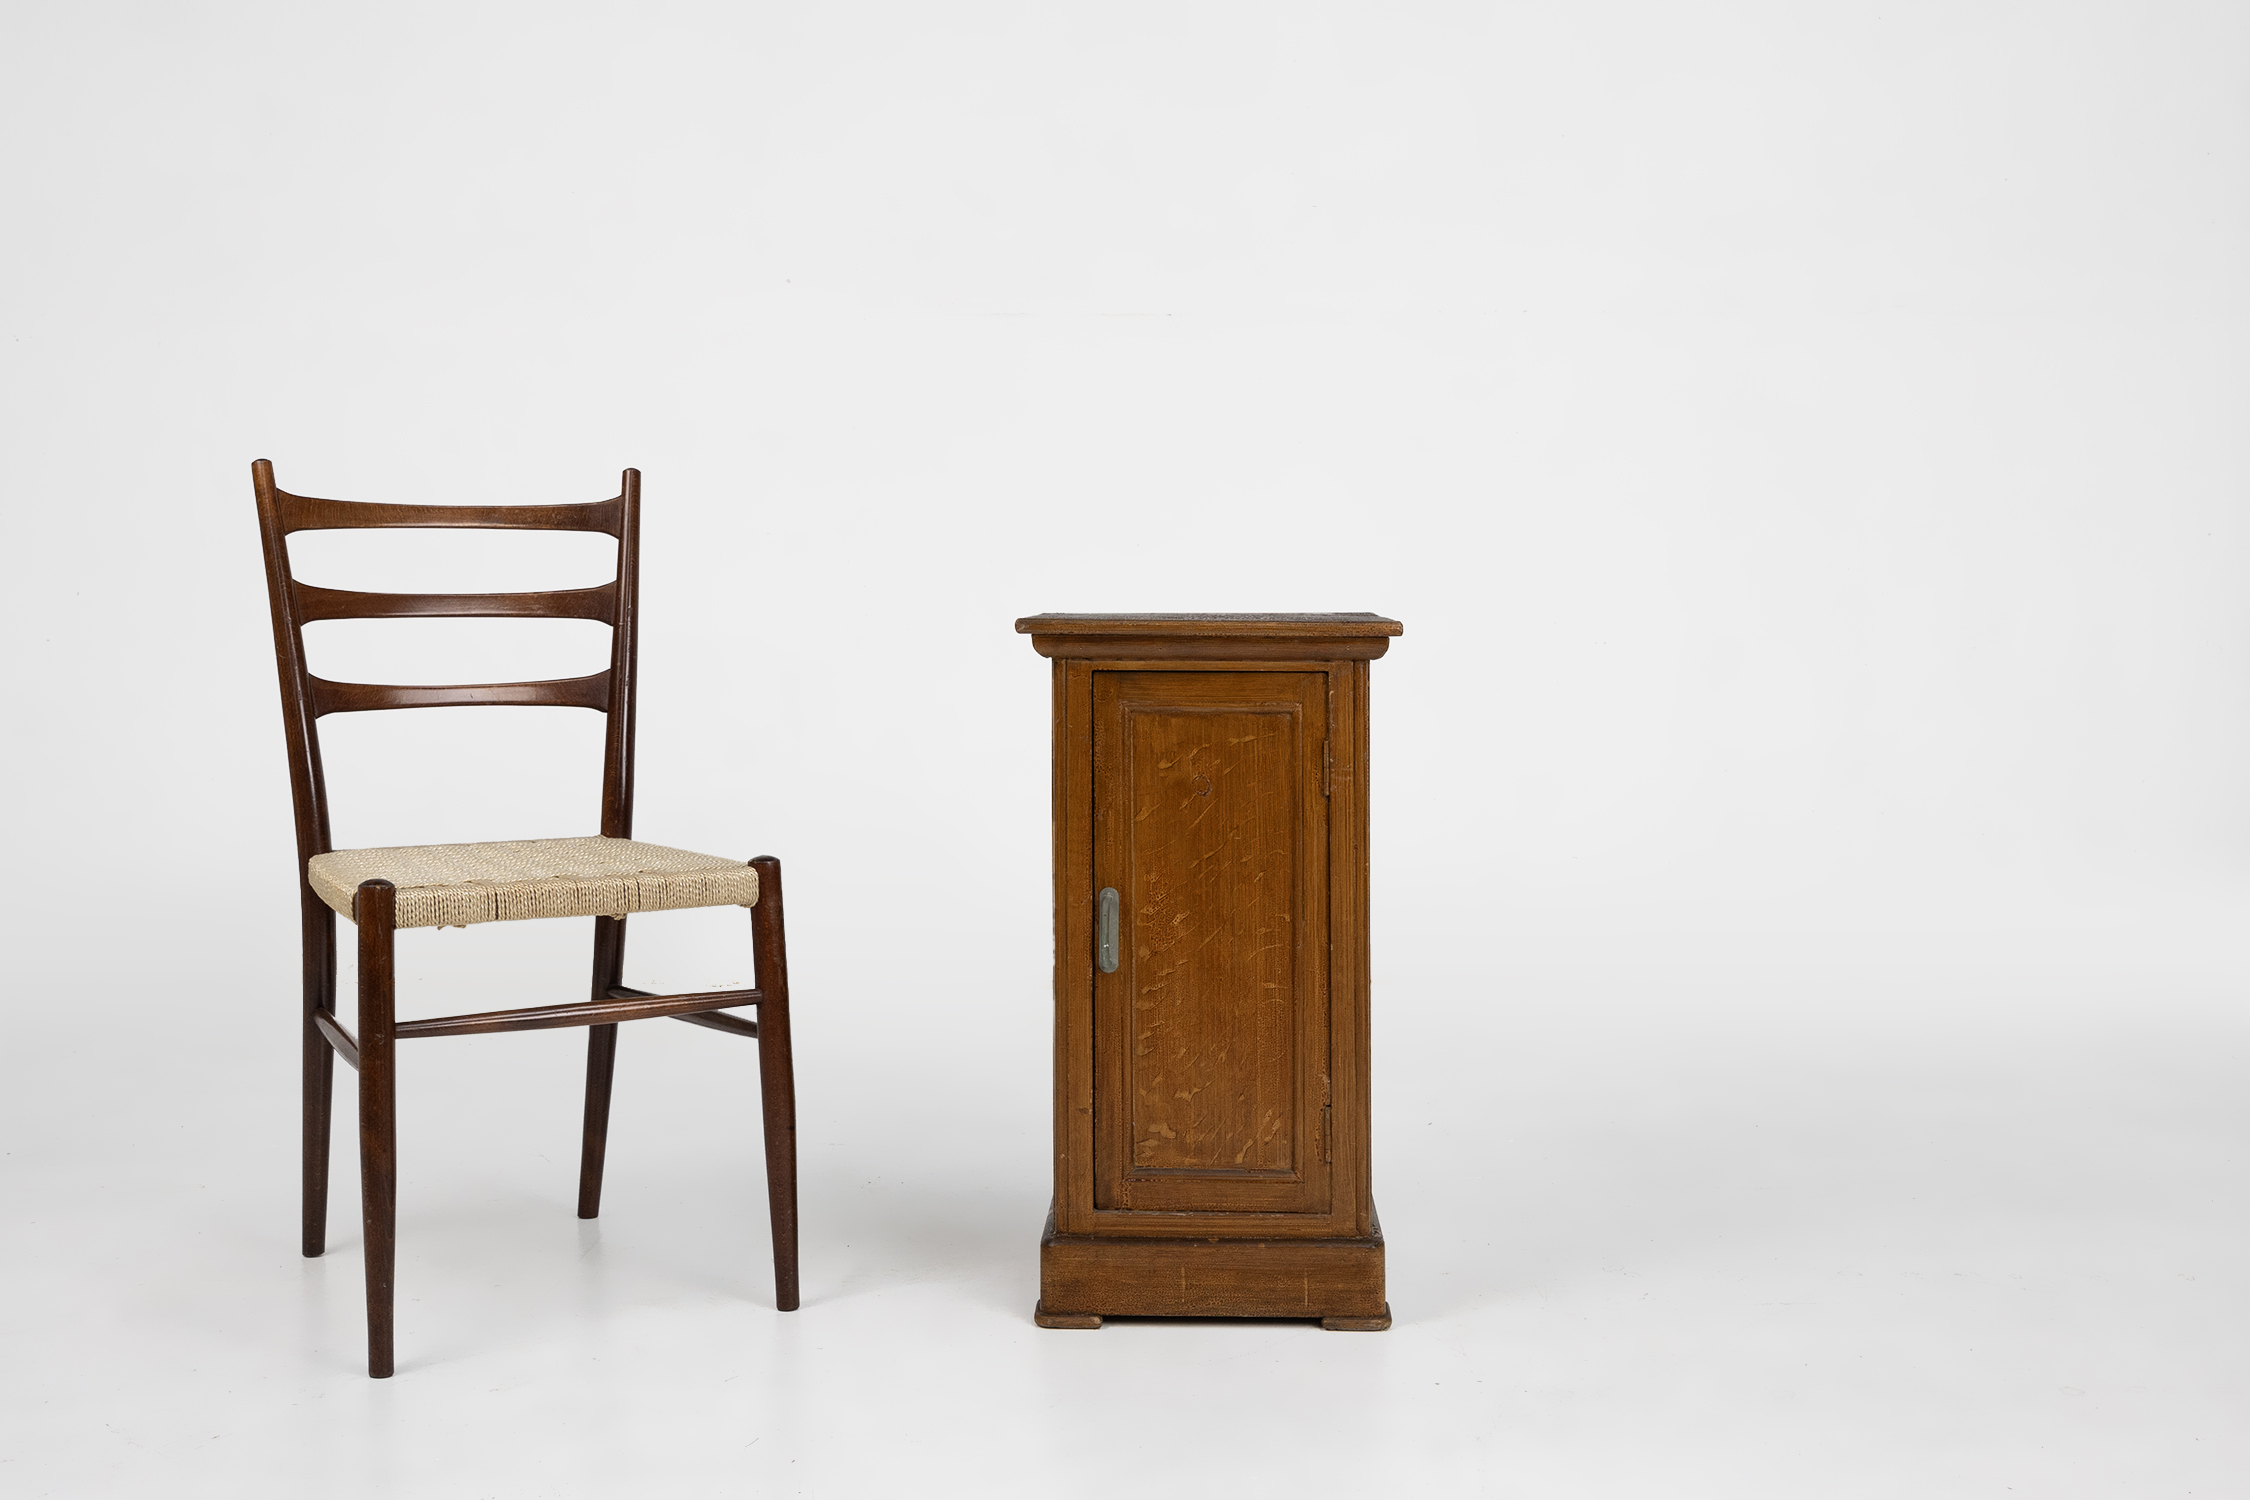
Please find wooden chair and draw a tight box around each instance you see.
[252,461,798,1378]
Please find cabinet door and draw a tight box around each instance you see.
[1091,671,1330,1217]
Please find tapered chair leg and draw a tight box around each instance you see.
[578,916,628,1218]
[355,879,399,1379]
[577,1025,619,1217]
[302,898,337,1258]
[749,856,799,1312]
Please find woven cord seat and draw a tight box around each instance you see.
[308,836,760,930]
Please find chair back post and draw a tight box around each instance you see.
[599,469,641,839]
[257,458,343,1262]
[253,459,336,875]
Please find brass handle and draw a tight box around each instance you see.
[1096,887,1119,974]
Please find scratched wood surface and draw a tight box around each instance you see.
[1091,671,1330,1217]
[1123,700,1296,1174]
[1036,1207,1388,1326]
[1031,614,1398,1324]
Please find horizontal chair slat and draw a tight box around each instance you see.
[279,491,623,536]
[394,988,761,1040]
[309,671,610,716]
[295,582,618,623]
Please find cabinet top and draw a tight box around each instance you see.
[1015,612,1402,634]
[1015,612,1403,662]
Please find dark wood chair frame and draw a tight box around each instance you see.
[253,460,798,1378]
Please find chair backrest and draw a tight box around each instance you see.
[252,460,642,880]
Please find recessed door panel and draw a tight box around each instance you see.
[1092,671,1329,1216]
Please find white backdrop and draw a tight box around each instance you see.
[4,4,2246,1496]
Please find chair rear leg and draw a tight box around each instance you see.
[749,857,799,1312]
[303,899,337,1258]
[578,916,627,1218]
[577,1026,620,1217]
[355,880,399,1379]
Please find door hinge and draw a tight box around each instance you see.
[1322,1104,1333,1163]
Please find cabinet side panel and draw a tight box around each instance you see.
[1058,660,1097,1232]
[1331,659,1373,1235]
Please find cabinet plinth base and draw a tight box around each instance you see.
[1037,1207,1387,1326]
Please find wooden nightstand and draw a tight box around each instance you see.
[1017,614,1403,1330]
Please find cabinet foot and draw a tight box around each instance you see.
[1034,1301,1102,1329]
[1321,1304,1392,1331]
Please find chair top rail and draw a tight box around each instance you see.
[293,581,619,623]
[308,671,611,717]
[276,489,625,537]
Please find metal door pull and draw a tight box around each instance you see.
[1096,887,1119,973]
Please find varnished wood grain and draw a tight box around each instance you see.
[1017,612,1402,633]
[1025,634,1392,662]
[1336,659,1373,1235]
[299,894,337,1259]
[749,855,800,1312]
[258,465,345,1266]
[294,581,619,622]
[576,916,627,1219]
[1118,691,1301,1176]
[278,491,623,536]
[598,474,639,839]
[1092,672,1330,1218]
[1018,613,1402,663]
[354,879,398,1378]
[1038,1206,1387,1321]
[1028,613,1397,1325]
[307,671,612,717]
[1057,659,1097,1235]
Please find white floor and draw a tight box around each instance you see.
[5,915,2245,1499]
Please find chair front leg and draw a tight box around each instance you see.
[578,915,627,1219]
[355,879,398,1379]
[749,856,799,1312]
[302,894,337,1258]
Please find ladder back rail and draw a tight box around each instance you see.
[250,456,642,901]
[307,671,612,717]
[276,491,624,536]
[293,581,619,623]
